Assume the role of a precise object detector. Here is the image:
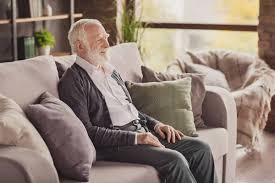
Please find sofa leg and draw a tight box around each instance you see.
[222,153,236,183]
[222,155,226,183]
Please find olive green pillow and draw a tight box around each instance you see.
[126,77,198,137]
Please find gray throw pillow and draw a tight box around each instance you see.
[25,92,95,181]
[126,78,198,137]
[184,62,230,90]
[141,66,206,128]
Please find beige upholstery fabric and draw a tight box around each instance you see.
[184,61,230,90]
[0,55,59,110]
[202,86,237,183]
[0,145,59,183]
[54,55,77,69]
[214,156,224,183]
[196,128,228,159]
[168,50,275,149]
[185,50,254,91]
[0,94,53,163]
[108,43,143,82]
[60,161,159,183]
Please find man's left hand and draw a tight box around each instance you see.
[154,122,184,143]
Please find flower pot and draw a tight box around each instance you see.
[38,46,51,55]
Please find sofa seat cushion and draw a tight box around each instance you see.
[60,161,159,183]
[196,127,228,159]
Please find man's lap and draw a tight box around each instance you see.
[96,134,209,167]
[157,133,212,162]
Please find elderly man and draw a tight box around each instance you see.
[58,19,218,183]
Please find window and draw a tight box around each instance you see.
[136,0,259,71]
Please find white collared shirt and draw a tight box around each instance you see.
[75,56,140,127]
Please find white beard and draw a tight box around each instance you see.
[85,46,110,66]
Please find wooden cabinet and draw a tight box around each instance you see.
[0,0,82,61]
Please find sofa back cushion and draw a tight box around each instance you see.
[108,43,143,82]
[55,43,143,82]
[0,94,53,164]
[0,55,59,110]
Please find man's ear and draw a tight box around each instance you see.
[75,40,84,53]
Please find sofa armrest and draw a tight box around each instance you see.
[202,86,237,183]
[0,145,59,183]
[202,86,237,129]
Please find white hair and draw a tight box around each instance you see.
[68,19,102,53]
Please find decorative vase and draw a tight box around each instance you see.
[38,45,51,55]
[43,3,52,16]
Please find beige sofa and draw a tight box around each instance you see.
[0,43,237,183]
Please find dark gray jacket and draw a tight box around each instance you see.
[58,63,158,149]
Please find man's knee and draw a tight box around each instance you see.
[159,150,195,183]
[192,139,212,154]
[167,150,190,168]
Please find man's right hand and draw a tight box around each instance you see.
[137,132,165,148]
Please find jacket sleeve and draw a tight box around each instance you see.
[138,111,159,131]
[58,71,136,148]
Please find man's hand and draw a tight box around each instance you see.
[154,123,184,143]
[137,132,165,148]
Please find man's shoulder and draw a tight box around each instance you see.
[60,63,86,81]
[58,63,88,88]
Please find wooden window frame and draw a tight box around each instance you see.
[129,0,258,32]
[142,22,257,32]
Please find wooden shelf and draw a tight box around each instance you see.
[51,51,71,56]
[0,13,83,25]
[5,0,77,61]
[0,19,10,24]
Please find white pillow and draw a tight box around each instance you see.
[0,94,53,164]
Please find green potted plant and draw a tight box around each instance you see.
[34,29,55,55]
[117,0,147,53]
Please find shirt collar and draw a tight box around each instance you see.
[75,56,115,75]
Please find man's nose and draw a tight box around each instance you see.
[103,38,110,48]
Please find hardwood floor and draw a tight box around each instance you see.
[236,131,275,183]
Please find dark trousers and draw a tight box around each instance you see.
[97,130,219,183]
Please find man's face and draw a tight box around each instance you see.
[83,24,110,65]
